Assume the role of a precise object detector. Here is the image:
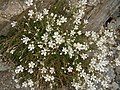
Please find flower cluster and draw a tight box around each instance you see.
[2,0,120,90]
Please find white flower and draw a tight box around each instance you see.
[21,35,30,44]
[41,33,48,42]
[117,45,120,50]
[43,75,54,82]
[80,70,86,77]
[15,84,21,89]
[36,13,44,21]
[72,82,81,90]
[67,66,73,72]
[62,47,68,55]
[84,19,88,24]
[74,43,87,51]
[22,82,28,87]
[11,21,17,27]
[43,8,49,15]
[50,13,54,17]
[76,63,82,72]
[77,31,82,35]
[48,40,55,48]
[85,31,91,37]
[46,24,53,32]
[80,53,88,60]
[27,79,34,87]
[41,48,47,56]
[68,46,74,58]
[101,80,109,88]
[55,36,64,44]
[56,16,67,26]
[51,76,55,81]
[53,32,64,44]
[41,67,47,73]
[10,49,15,54]
[38,44,43,48]
[15,65,24,74]
[50,68,55,74]
[28,61,35,68]
[56,19,61,26]
[28,68,34,74]
[81,0,87,5]
[115,58,120,66]
[28,10,34,17]
[28,44,35,51]
[53,32,59,38]
[74,25,79,30]
[70,30,76,36]
[104,30,113,37]
[60,16,67,23]
[25,0,33,6]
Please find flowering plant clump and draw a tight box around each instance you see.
[1,0,120,90]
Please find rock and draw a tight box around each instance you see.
[0,54,11,71]
[0,0,9,10]
[0,0,28,36]
[110,82,120,90]
[85,0,120,31]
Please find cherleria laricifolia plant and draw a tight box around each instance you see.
[1,0,120,90]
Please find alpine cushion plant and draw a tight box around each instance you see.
[0,0,120,90]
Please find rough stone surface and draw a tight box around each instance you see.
[0,0,28,36]
[0,0,120,90]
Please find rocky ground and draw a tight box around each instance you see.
[0,0,120,90]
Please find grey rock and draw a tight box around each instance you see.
[0,0,9,10]
[0,54,11,71]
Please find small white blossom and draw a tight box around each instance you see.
[85,31,91,37]
[28,68,34,74]
[101,80,109,88]
[67,66,73,72]
[15,84,21,89]
[21,35,30,44]
[36,13,44,21]
[72,82,81,90]
[117,45,120,50]
[53,32,64,44]
[15,65,24,74]
[115,58,120,66]
[11,21,17,27]
[80,53,88,60]
[22,81,28,87]
[56,19,62,26]
[77,31,82,35]
[43,8,49,15]
[50,68,55,74]
[74,25,79,30]
[28,44,35,51]
[62,47,68,55]
[10,49,15,54]
[76,63,82,72]
[41,67,47,73]
[56,16,67,26]
[70,30,76,36]
[84,19,88,24]
[60,16,67,23]
[25,0,33,6]
[41,33,48,42]
[28,10,34,17]
[48,40,55,48]
[74,43,87,51]
[41,48,47,56]
[28,61,35,68]
[27,79,34,87]
[43,74,54,82]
